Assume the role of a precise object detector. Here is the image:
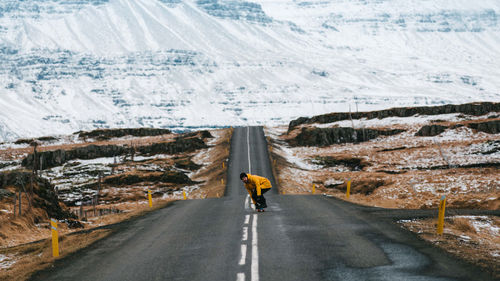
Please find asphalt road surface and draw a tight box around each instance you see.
[31,127,498,281]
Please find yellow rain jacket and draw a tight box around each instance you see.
[244,174,272,198]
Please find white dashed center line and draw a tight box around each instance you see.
[242,227,248,241]
[236,273,245,281]
[239,244,247,265]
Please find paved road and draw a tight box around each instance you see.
[31,127,498,281]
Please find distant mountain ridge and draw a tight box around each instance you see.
[0,0,499,141]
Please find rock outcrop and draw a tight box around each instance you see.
[467,120,500,134]
[289,127,404,147]
[22,136,207,170]
[415,125,448,136]
[103,171,194,185]
[288,102,500,131]
[415,120,500,137]
[314,156,369,171]
[174,157,202,171]
[14,136,58,145]
[77,128,172,140]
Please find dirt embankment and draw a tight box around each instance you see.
[0,171,72,221]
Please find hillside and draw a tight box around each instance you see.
[1,0,500,140]
[268,102,500,209]
[0,127,230,248]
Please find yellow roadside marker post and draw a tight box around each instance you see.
[346,178,352,199]
[312,184,316,194]
[221,178,224,185]
[183,190,187,200]
[51,218,59,257]
[222,162,225,169]
[148,190,153,207]
[437,195,446,235]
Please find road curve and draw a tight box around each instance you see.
[31,127,497,281]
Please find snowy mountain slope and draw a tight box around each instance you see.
[0,0,499,141]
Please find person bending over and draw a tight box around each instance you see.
[240,172,272,212]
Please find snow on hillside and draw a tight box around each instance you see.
[0,0,499,141]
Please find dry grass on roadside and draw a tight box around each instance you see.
[0,128,233,280]
[0,228,112,281]
[189,128,232,199]
[0,199,174,281]
[400,216,500,279]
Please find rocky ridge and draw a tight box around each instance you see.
[288,102,500,131]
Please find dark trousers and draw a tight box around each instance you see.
[252,188,270,209]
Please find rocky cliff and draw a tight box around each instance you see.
[289,127,404,147]
[77,128,172,140]
[22,135,208,170]
[288,102,500,131]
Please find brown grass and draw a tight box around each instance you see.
[189,128,232,198]
[0,199,174,281]
[400,216,500,279]
[0,128,233,280]
[0,228,112,281]
[267,117,500,210]
[450,217,476,233]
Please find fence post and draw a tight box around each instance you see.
[51,218,59,257]
[79,202,83,219]
[437,195,446,235]
[21,181,32,210]
[13,194,17,216]
[40,155,43,175]
[18,190,22,215]
[346,178,352,199]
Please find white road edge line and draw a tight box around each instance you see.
[251,214,259,281]
[242,227,248,241]
[239,244,247,265]
[236,272,245,281]
[244,215,250,224]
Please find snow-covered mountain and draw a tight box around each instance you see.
[0,0,499,141]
